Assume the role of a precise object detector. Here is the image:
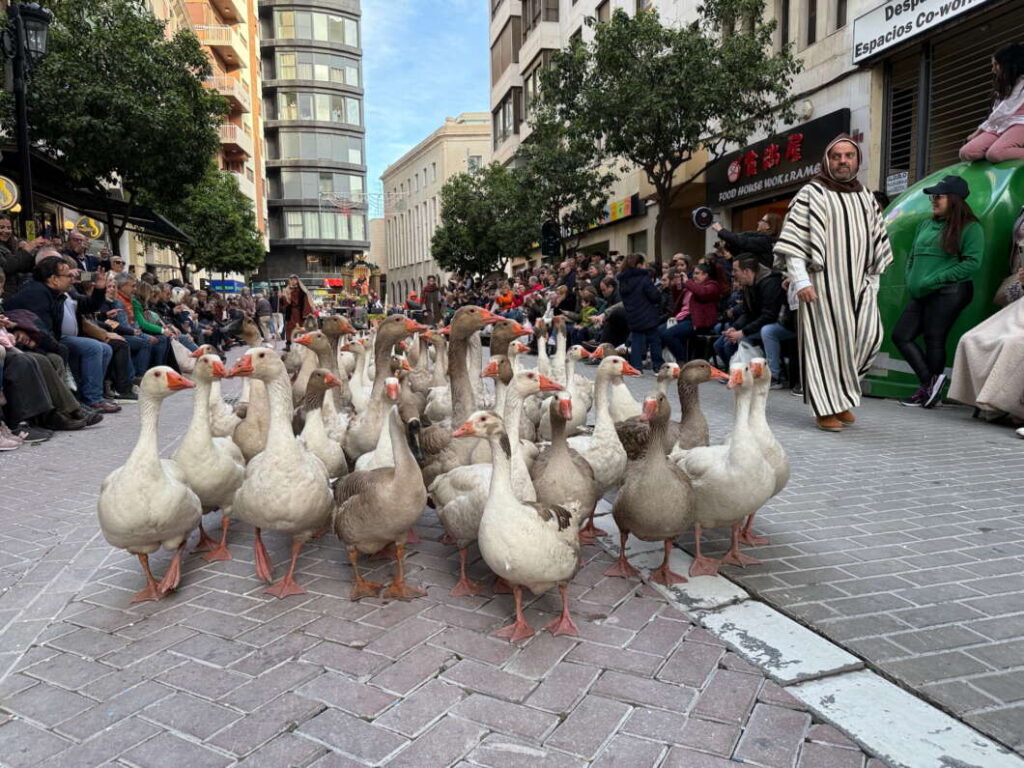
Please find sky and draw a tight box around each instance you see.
[361,0,490,218]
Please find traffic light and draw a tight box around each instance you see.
[541,220,560,257]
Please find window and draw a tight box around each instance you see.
[279,170,368,199]
[806,0,817,45]
[522,0,558,40]
[276,132,363,164]
[468,155,482,172]
[835,0,847,29]
[278,210,366,241]
[275,10,295,37]
[492,88,522,148]
[275,51,360,86]
[277,92,361,125]
[597,0,611,23]
[274,10,359,46]
[779,0,790,49]
[285,211,303,239]
[523,51,553,116]
[490,17,522,86]
[431,162,437,182]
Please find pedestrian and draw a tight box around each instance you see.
[617,253,664,372]
[773,134,894,432]
[959,44,1024,163]
[892,176,983,408]
[278,275,314,348]
[711,213,782,268]
[254,292,273,339]
[659,263,723,363]
[422,275,442,325]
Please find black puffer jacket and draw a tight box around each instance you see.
[717,229,775,268]
[734,267,785,338]
[617,268,662,332]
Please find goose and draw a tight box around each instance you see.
[455,411,580,642]
[290,332,320,406]
[334,405,428,601]
[549,315,569,387]
[228,349,334,597]
[489,318,532,359]
[591,346,642,423]
[615,362,680,460]
[344,315,427,462]
[467,331,491,410]
[666,360,731,461]
[405,333,435,395]
[173,355,245,561]
[430,367,561,596]
[535,319,552,377]
[298,369,349,481]
[296,330,352,413]
[538,345,595,440]
[342,338,371,413]
[740,357,788,546]
[531,393,599,543]
[506,339,529,374]
[97,367,202,602]
[352,390,411,472]
[606,392,694,585]
[676,362,775,577]
[189,345,240,439]
[567,354,639,497]
[489,355,539,445]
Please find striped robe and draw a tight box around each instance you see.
[774,182,894,417]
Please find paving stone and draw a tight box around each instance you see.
[621,706,688,743]
[302,614,388,648]
[429,624,519,666]
[881,651,991,686]
[607,597,664,630]
[627,616,690,656]
[524,660,601,713]
[0,716,73,768]
[296,670,397,717]
[141,691,242,740]
[452,693,559,740]
[169,633,253,668]
[236,732,326,768]
[37,717,162,768]
[964,706,1024,751]
[440,658,536,702]
[660,746,739,768]
[300,641,390,679]
[46,626,128,659]
[544,694,631,759]
[503,633,576,679]
[373,677,465,737]
[120,730,234,768]
[464,732,588,768]
[22,652,114,691]
[594,669,694,713]
[208,692,325,757]
[229,631,319,676]
[657,638,724,688]
[298,707,409,765]
[734,703,811,767]
[218,660,322,711]
[4,681,96,727]
[57,680,172,740]
[678,716,742,755]
[692,668,763,724]
[386,714,486,768]
[591,733,666,768]
[372,643,453,695]
[798,741,866,768]
[565,640,661,677]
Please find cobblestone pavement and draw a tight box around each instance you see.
[0,367,887,767]
[612,362,1024,754]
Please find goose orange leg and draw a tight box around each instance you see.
[721,523,762,568]
[578,512,607,544]
[738,513,770,546]
[689,525,721,577]
[202,517,232,562]
[192,517,218,553]
[131,554,163,603]
[264,538,307,598]
[493,585,535,643]
[253,527,274,583]
[604,531,640,578]
[545,583,580,637]
[450,547,483,597]
[492,576,513,594]
[406,527,421,544]
[347,547,382,600]
[650,540,688,586]
[157,540,188,596]
[383,543,426,601]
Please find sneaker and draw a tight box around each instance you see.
[15,423,53,443]
[1016,427,1024,439]
[923,373,947,409]
[64,369,77,392]
[899,386,929,407]
[113,392,139,403]
[790,384,803,397]
[770,379,788,391]
[0,423,22,450]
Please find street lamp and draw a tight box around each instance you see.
[3,2,53,235]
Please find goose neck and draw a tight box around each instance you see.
[486,431,515,500]
[129,393,165,472]
[264,370,297,450]
[185,378,213,445]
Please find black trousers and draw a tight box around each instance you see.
[2,347,53,425]
[892,282,973,386]
[106,338,134,394]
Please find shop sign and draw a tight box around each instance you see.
[886,171,909,197]
[324,278,344,288]
[853,0,995,63]
[209,279,243,294]
[75,216,104,238]
[705,110,851,207]
[596,194,646,227]
[0,176,19,211]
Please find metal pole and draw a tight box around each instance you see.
[10,6,34,236]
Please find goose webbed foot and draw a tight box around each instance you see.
[545,584,580,637]
[492,576,514,594]
[738,514,769,546]
[649,541,687,586]
[450,547,483,597]
[156,541,187,596]
[347,547,382,600]
[383,543,426,601]
[202,517,232,562]
[253,528,274,583]
[264,539,307,599]
[192,519,218,553]
[721,524,762,568]
[494,585,535,643]
[131,554,165,603]
[604,532,640,579]
[689,524,721,577]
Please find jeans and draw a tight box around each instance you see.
[892,282,973,386]
[659,318,696,362]
[125,334,151,376]
[713,334,738,367]
[60,335,112,405]
[176,334,198,353]
[759,323,797,380]
[629,326,664,371]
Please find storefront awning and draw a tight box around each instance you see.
[0,147,191,244]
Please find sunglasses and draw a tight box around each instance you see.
[928,194,947,201]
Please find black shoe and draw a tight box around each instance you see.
[923,373,946,409]
[78,409,104,426]
[16,423,53,443]
[770,379,788,391]
[43,411,87,431]
[790,384,803,397]
[113,392,139,403]
[899,385,929,407]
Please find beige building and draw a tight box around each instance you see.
[381,113,490,304]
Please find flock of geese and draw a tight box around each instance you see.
[97,306,789,641]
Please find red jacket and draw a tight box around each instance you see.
[683,278,723,330]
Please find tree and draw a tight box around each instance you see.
[3,0,225,254]
[541,1,801,264]
[156,164,266,283]
[516,99,618,259]
[431,163,541,276]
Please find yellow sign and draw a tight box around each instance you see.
[0,176,19,212]
[75,216,104,238]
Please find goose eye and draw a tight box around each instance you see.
[154,372,162,377]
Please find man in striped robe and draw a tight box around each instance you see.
[774,136,894,432]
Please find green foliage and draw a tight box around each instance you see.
[157,164,265,281]
[517,97,618,257]
[431,163,541,276]
[541,1,801,263]
[4,0,225,247]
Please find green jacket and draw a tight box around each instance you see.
[132,297,164,335]
[905,218,984,299]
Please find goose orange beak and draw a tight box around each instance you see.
[337,318,357,335]
[189,346,207,359]
[538,375,562,392]
[515,342,530,353]
[210,360,227,379]
[640,397,658,422]
[622,362,641,377]
[670,364,681,378]
[422,330,433,340]
[401,359,413,372]
[324,373,341,389]
[295,333,314,348]
[481,360,500,378]
[405,318,429,333]
[710,366,730,381]
[340,343,352,352]
[229,356,254,377]
[578,348,591,359]
[441,326,451,336]
[510,322,530,337]
[452,420,475,438]
[558,396,573,420]
[592,346,605,359]
[750,361,765,378]
[479,310,502,325]
[727,368,744,389]
[166,371,194,391]
[385,378,400,400]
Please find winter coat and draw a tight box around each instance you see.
[617,267,663,332]
[734,267,785,338]
[717,229,775,267]
[684,278,724,330]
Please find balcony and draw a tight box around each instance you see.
[219,123,254,157]
[206,75,251,113]
[231,170,257,201]
[196,24,247,70]
[208,0,245,24]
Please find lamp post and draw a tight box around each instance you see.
[3,2,52,235]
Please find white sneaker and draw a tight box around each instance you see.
[1016,427,1024,439]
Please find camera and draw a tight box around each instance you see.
[691,206,715,230]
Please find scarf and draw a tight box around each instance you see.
[812,134,864,194]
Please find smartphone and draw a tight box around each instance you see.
[79,271,94,281]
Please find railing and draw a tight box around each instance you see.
[205,76,251,112]
[219,124,254,156]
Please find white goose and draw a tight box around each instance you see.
[173,355,245,562]
[591,345,643,423]
[456,411,580,643]
[538,345,594,439]
[741,357,788,546]
[189,345,240,438]
[299,369,349,481]
[97,367,202,602]
[228,349,334,597]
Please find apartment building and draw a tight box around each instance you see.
[257,0,369,287]
[381,113,490,305]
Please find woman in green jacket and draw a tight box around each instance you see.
[893,176,984,408]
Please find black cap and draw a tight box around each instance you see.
[923,175,969,198]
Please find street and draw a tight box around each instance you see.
[0,352,1022,768]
